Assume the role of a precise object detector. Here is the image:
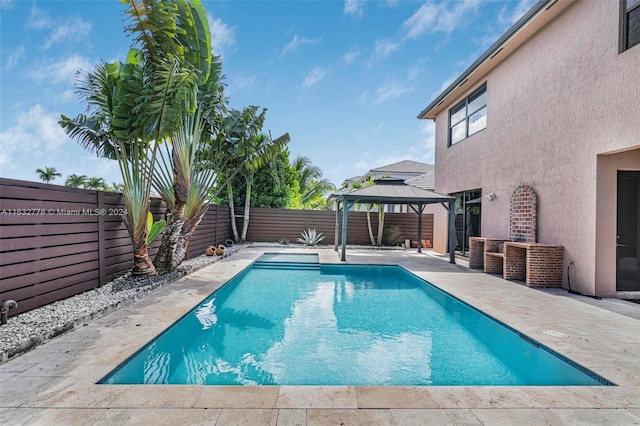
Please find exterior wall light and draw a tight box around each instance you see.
[485,192,496,201]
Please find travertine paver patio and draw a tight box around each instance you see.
[1,247,639,425]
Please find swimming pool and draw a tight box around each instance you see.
[100,257,612,386]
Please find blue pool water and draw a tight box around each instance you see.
[100,262,612,386]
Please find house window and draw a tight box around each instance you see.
[621,0,640,52]
[449,84,487,146]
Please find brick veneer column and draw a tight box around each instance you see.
[469,238,485,269]
[509,185,537,243]
[526,246,564,287]
[504,244,526,280]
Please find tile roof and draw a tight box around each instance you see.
[370,160,434,174]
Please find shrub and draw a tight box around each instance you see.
[384,225,404,246]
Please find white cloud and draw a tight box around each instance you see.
[432,75,457,98]
[28,55,93,85]
[372,67,422,105]
[499,0,536,27]
[1,0,13,10]
[374,39,401,60]
[353,123,435,172]
[343,48,360,65]
[60,89,76,103]
[42,18,92,50]
[279,35,321,59]
[301,66,327,88]
[403,0,482,40]
[0,104,68,167]
[26,6,92,50]
[344,0,365,18]
[27,4,53,29]
[208,16,235,56]
[3,45,24,72]
[372,78,415,105]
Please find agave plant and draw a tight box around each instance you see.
[297,228,325,246]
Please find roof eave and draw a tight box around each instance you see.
[417,0,570,120]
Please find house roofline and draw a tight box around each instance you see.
[417,0,571,120]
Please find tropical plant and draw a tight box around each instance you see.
[291,155,336,209]
[241,147,299,208]
[111,182,125,193]
[297,228,325,246]
[147,211,165,244]
[216,107,290,243]
[85,177,107,190]
[384,224,404,246]
[278,237,289,245]
[65,174,87,188]
[59,0,201,275]
[238,132,291,242]
[36,167,62,183]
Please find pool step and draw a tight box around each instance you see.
[252,261,320,270]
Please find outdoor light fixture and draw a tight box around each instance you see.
[485,192,496,201]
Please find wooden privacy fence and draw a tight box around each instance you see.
[236,207,434,246]
[0,178,230,316]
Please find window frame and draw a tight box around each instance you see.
[448,83,487,147]
[620,0,640,53]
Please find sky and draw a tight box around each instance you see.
[0,0,536,188]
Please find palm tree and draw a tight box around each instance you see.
[65,174,87,188]
[36,167,62,183]
[59,0,202,276]
[292,155,336,209]
[151,57,225,274]
[86,177,107,190]
[111,182,124,193]
[238,132,291,243]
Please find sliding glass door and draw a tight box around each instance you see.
[450,189,482,256]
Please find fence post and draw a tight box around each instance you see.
[97,190,106,287]
[214,205,218,245]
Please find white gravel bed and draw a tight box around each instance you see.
[0,245,242,364]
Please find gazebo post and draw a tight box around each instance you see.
[341,197,349,261]
[448,198,456,264]
[417,203,424,253]
[334,200,340,251]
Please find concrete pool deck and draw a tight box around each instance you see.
[1,247,639,425]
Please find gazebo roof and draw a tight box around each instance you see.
[329,177,453,205]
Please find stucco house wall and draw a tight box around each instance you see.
[430,0,640,296]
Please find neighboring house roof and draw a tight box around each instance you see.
[417,0,574,120]
[340,160,434,188]
[343,175,362,183]
[405,170,435,190]
[369,160,433,174]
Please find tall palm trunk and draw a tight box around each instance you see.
[130,201,156,275]
[241,174,253,242]
[132,244,156,275]
[173,212,205,266]
[153,203,186,274]
[228,182,240,242]
[377,205,385,246]
[365,204,376,245]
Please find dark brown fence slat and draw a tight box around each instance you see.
[0,233,99,252]
[237,208,434,246]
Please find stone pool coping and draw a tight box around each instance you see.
[1,247,639,425]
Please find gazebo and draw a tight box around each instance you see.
[328,178,457,263]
